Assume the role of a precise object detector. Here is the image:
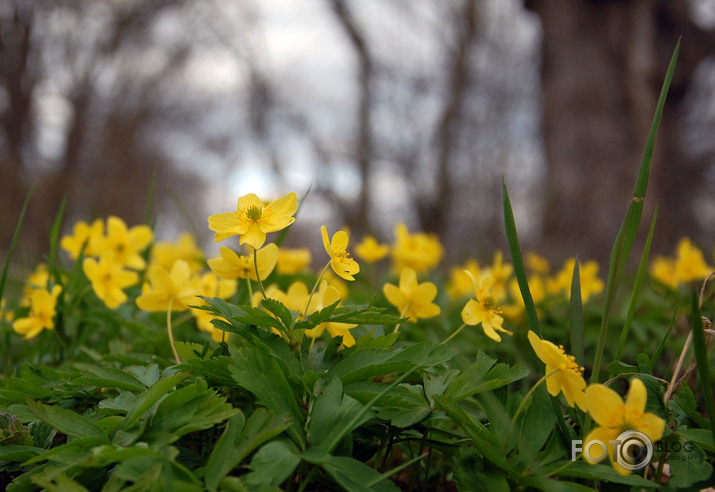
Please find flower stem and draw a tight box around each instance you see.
[441,323,467,345]
[166,297,181,365]
[306,262,331,350]
[253,247,267,300]
[503,368,558,450]
[392,303,411,334]
[245,276,254,304]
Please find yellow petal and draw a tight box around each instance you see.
[544,364,562,397]
[461,299,484,326]
[384,283,407,311]
[208,212,242,236]
[414,302,440,319]
[411,282,437,304]
[625,378,647,414]
[639,412,665,443]
[399,267,418,293]
[585,384,624,427]
[239,223,266,250]
[321,226,331,255]
[251,243,279,281]
[237,193,263,211]
[129,225,153,250]
[332,230,349,251]
[136,292,170,312]
[481,321,503,342]
[582,426,615,464]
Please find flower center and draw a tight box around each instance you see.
[246,205,263,222]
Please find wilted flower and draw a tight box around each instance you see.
[208,192,297,249]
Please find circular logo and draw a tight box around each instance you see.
[615,430,653,471]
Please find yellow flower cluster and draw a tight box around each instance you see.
[650,237,713,289]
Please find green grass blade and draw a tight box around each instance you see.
[615,206,658,361]
[691,291,715,445]
[502,179,540,336]
[569,259,584,365]
[0,184,37,302]
[47,195,68,286]
[650,303,678,372]
[590,40,679,385]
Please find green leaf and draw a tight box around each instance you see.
[445,350,528,400]
[260,298,294,331]
[423,368,460,407]
[453,447,510,492]
[309,376,372,447]
[322,456,401,492]
[0,444,45,462]
[293,300,339,331]
[502,179,540,336]
[26,399,108,442]
[205,409,291,492]
[229,346,306,448]
[244,440,300,487]
[331,342,455,384]
[518,384,555,464]
[691,290,715,445]
[71,367,147,392]
[542,461,658,488]
[661,436,713,488]
[344,381,428,428]
[122,371,189,430]
[434,395,514,477]
[591,40,679,385]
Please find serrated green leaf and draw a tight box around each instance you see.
[71,367,147,392]
[310,376,372,447]
[122,372,189,430]
[446,350,528,400]
[26,399,108,442]
[344,381,428,428]
[666,434,713,488]
[244,440,300,487]
[260,298,294,331]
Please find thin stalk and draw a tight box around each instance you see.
[441,323,467,345]
[503,368,559,450]
[166,297,181,364]
[306,262,331,350]
[392,303,411,334]
[253,248,267,299]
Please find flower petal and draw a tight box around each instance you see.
[321,226,331,255]
[384,283,407,311]
[639,412,666,443]
[461,299,484,326]
[585,384,624,427]
[239,223,267,250]
[625,378,647,414]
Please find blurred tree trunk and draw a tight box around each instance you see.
[526,0,715,262]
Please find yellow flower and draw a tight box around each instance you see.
[136,260,198,312]
[482,251,513,301]
[548,258,604,302]
[276,247,312,274]
[321,226,360,281]
[674,237,712,283]
[150,232,204,273]
[97,216,154,270]
[83,253,139,309]
[354,235,390,263]
[21,263,50,304]
[208,192,297,249]
[584,378,665,475]
[650,256,678,289]
[446,259,481,300]
[192,272,238,341]
[207,243,279,281]
[60,219,104,260]
[525,252,551,275]
[527,330,587,411]
[12,285,62,339]
[305,281,357,347]
[391,223,444,273]
[461,274,512,342]
[383,267,440,323]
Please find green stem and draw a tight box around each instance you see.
[503,368,558,450]
[392,303,411,334]
[166,297,181,364]
[253,247,267,300]
[245,276,254,304]
[307,262,331,350]
[441,323,467,345]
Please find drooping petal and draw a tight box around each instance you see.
[481,321,504,342]
[585,384,624,427]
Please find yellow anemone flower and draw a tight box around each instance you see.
[383,267,441,323]
[136,260,197,312]
[461,274,512,342]
[390,222,443,273]
[207,244,279,281]
[60,219,104,260]
[527,330,587,411]
[98,216,154,270]
[354,235,390,264]
[276,247,312,274]
[13,285,62,339]
[208,192,297,249]
[321,226,360,281]
[83,253,139,309]
[674,237,712,283]
[584,378,665,475]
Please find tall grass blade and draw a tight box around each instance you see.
[502,179,540,336]
[48,195,68,286]
[615,207,658,361]
[0,184,37,302]
[690,291,715,444]
[569,259,584,365]
[590,40,679,384]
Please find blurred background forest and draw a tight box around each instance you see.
[2,0,715,272]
